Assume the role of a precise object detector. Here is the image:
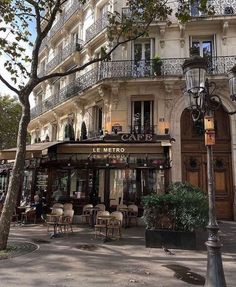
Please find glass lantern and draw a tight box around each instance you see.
[183,53,208,109]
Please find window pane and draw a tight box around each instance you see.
[134,44,142,62]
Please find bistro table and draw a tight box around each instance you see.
[96,215,115,242]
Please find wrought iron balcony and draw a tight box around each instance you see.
[38,68,46,78]
[130,125,156,135]
[31,55,236,119]
[64,0,83,22]
[190,0,236,17]
[46,53,62,72]
[85,13,109,43]
[50,17,64,38]
[39,37,48,53]
[62,40,84,61]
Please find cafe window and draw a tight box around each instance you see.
[131,100,154,134]
[92,105,103,134]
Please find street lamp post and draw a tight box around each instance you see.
[183,49,236,287]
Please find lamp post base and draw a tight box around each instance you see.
[204,226,226,287]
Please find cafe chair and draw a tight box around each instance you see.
[107,211,123,239]
[58,209,74,233]
[63,203,73,210]
[20,207,36,224]
[45,207,63,233]
[94,210,110,238]
[127,204,138,226]
[95,203,105,211]
[81,204,93,224]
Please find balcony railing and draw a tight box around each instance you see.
[85,13,109,43]
[31,56,236,119]
[64,0,82,22]
[38,0,83,50]
[190,0,236,17]
[130,125,156,135]
[46,54,62,72]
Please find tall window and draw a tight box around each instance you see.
[191,36,215,71]
[93,105,103,135]
[133,40,151,76]
[131,100,153,134]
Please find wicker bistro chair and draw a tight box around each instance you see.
[81,204,93,224]
[45,207,63,233]
[94,210,110,238]
[107,211,123,239]
[95,203,105,211]
[58,209,74,233]
[20,207,36,224]
[127,204,138,226]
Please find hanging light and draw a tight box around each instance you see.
[228,64,236,101]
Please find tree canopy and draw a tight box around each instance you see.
[0,95,22,149]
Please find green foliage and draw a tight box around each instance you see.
[0,95,22,149]
[142,182,208,232]
[64,123,75,141]
[80,121,87,140]
[152,55,162,75]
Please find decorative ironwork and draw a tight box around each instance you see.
[38,68,46,78]
[50,17,64,38]
[46,54,62,72]
[85,13,109,43]
[130,125,156,134]
[190,0,236,17]
[31,56,236,119]
[64,0,82,22]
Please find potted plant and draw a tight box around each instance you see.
[152,55,162,76]
[142,182,208,250]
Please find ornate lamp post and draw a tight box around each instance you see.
[183,50,236,287]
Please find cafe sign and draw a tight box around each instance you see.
[121,134,153,142]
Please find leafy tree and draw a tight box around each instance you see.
[0,95,22,149]
[0,0,211,250]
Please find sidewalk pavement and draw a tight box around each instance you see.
[0,221,235,287]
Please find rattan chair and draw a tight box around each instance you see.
[127,204,138,226]
[81,204,93,224]
[107,211,123,239]
[45,207,63,233]
[58,209,74,233]
[95,203,105,211]
[94,210,110,238]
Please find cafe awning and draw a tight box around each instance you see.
[0,141,60,160]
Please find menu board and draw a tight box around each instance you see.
[36,170,48,194]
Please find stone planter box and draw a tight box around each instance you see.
[145,228,206,250]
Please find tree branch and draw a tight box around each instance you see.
[0,75,19,95]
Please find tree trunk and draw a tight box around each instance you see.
[0,95,30,250]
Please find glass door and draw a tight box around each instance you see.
[133,41,151,76]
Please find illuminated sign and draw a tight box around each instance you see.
[92,147,126,153]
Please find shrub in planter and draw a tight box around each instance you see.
[142,182,208,249]
[152,56,162,76]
